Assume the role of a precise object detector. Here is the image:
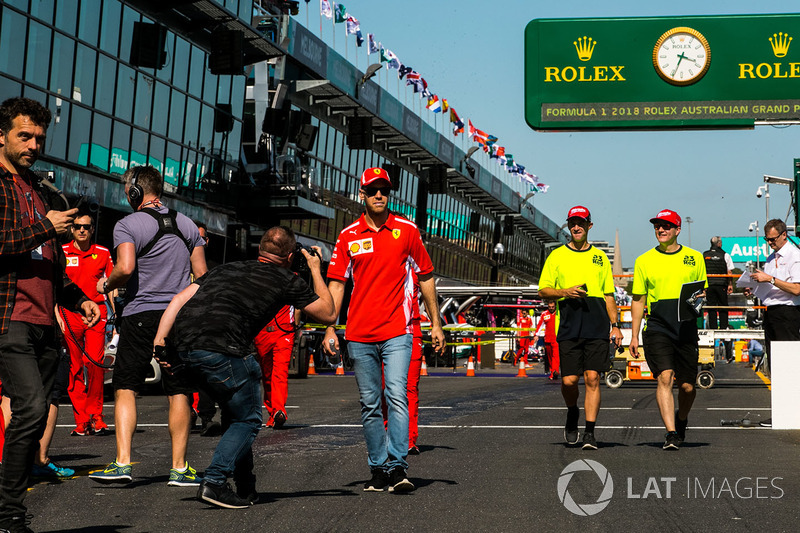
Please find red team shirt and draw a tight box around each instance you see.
[62,242,114,304]
[328,213,433,343]
[535,310,557,344]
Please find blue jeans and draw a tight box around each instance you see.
[180,350,262,486]
[348,334,412,471]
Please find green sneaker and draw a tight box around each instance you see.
[89,461,132,483]
[168,462,203,487]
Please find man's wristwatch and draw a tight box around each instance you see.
[611,322,620,328]
[102,280,109,294]
[770,277,776,285]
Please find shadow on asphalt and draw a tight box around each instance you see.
[636,441,711,449]
[555,441,629,449]
[46,527,133,532]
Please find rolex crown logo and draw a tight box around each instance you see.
[573,36,596,62]
[769,32,792,58]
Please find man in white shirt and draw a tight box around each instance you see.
[748,219,800,423]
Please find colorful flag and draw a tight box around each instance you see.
[420,85,431,98]
[345,15,360,35]
[536,182,549,193]
[427,95,441,112]
[405,71,427,94]
[334,3,346,22]
[469,120,488,145]
[384,49,401,69]
[450,108,464,136]
[486,135,498,146]
[398,65,413,79]
[442,99,449,113]
[368,34,379,54]
[321,0,332,19]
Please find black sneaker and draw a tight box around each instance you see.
[387,467,415,493]
[408,445,420,455]
[363,469,389,492]
[272,410,287,429]
[759,418,772,428]
[200,419,222,437]
[663,432,681,450]
[0,513,33,533]
[581,432,598,450]
[197,480,251,509]
[675,412,688,442]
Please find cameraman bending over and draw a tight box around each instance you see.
[154,226,336,509]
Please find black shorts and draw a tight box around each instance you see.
[558,338,610,376]
[113,310,195,395]
[642,330,699,383]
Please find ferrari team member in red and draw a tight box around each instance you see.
[254,305,297,428]
[515,312,534,367]
[534,300,560,380]
[61,212,114,435]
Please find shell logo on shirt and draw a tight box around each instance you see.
[92,254,98,260]
[392,229,401,239]
[66,257,79,267]
[349,238,375,256]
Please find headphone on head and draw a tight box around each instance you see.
[127,166,145,210]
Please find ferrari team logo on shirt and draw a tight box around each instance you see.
[392,229,401,239]
[66,257,79,267]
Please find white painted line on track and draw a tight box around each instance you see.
[419,406,453,409]
[524,407,771,411]
[56,423,772,430]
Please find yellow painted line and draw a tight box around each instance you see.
[755,370,771,390]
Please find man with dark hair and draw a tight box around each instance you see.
[154,226,336,508]
[703,236,734,361]
[747,219,800,426]
[323,167,445,494]
[90,165,207,486]
[61,212,115,435]
[0,97,100,533]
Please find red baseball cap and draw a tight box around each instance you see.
[360,167,392,187]
[567,205,591,222]
[649,209,681,227]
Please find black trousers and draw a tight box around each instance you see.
[0,322,59,518]
[705,284,729,329]
[763,305,800,371]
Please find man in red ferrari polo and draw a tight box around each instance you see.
[61,212,115,436]
[323,167,445,494]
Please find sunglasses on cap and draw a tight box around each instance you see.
[361,186,391,197]
[72,224,93,231]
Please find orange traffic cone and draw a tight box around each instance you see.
[307,354,316,375]
[466,355,476,377]
[335,360,345,375]
[420,358,428,376]
[516,357,528,378]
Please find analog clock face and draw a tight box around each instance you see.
[653,27,711,86]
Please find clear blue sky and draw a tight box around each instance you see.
[295,1,799,267]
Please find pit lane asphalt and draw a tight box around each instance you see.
[25,359,798,533]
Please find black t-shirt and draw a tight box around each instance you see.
[172,260,319,357]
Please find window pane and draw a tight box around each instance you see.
[203,67,218,104]
[111,121,131,175]
[24,22,51,88]
[164,141,181,191]
[172,37,189,91]
[68,105,91,165]
[0,77,22,107]
[4,0,28,10]
[95,54,116,114]
[156,31,175,83]
[134,73,154,129]
[149,135,165,172]
[168,90,185,140]
[199,104,214,152]
[120,6,138,62]
[90,113,112,171]
[231,77,245,118]
[73,44,96,106]
[45,94,67,160]
[217,76,231,105]
[29,0,54,24]
[115,64,135,122]
[183,97,200,147]
[49,33,74,99]
[77,0,101,46]
[151,82,170,136]
[99,0,121,56]
[0,10,26,78]
[188,46,204,95]
[130,128,148,165]
[54,0,77,33]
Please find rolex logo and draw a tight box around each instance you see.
[769,32,792,57]
[573,36,596,62]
